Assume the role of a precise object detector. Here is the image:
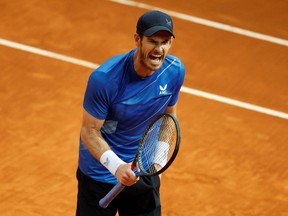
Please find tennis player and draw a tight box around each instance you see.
[76,10,185,216]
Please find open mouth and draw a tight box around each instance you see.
[149,54,162,64]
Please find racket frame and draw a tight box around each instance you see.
[136,113,181,176]
[99,113,181,208]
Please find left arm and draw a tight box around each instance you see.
[165,104,177,116]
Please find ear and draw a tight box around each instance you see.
[169,36,174,46]
[134,34,141,46]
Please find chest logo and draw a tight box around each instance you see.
[159,84,168,95]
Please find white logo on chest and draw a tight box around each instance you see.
[159,84,168,95]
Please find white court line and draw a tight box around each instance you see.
[0,38,287,120]
[109,0,288,47]
[181,87,288,120]
[0,38,99,69]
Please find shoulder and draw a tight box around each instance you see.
[165,55,185,73]
[163,55,185,79]
[98,52,130,72]
[89,50,134,85]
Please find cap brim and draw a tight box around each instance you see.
[142,26,175,38]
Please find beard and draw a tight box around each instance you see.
[139,47,164,72]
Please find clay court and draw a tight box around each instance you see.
[1,0,288,215]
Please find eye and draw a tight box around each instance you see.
[162,40,169,45]
[149,39,157,44]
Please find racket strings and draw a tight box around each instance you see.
[138,116,177,175]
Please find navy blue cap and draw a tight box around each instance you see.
[136,10,175,38]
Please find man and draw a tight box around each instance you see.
[76,10,185,216]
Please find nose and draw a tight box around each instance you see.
[154,44,163,53]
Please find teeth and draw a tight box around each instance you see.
[150,55,161,60]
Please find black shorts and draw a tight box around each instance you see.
[76,168,161,216]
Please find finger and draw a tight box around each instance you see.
[136,161,140,172]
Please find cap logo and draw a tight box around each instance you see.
[166,18,172,27]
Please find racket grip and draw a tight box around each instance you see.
[99,183,125,208]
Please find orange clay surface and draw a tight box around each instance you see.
[1,0,288,215]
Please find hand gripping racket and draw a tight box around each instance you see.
[99,113,181,208]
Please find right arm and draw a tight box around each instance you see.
[80,109,109,160]
[80,109,138,186]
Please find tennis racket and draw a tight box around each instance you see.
[99,113,181,208]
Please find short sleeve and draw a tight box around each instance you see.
[83,71,110,120]
[168,59,185,106]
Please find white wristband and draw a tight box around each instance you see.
[100,150,125,175]
[153,141,170,168]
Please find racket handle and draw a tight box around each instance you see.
[99,183,125,208]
